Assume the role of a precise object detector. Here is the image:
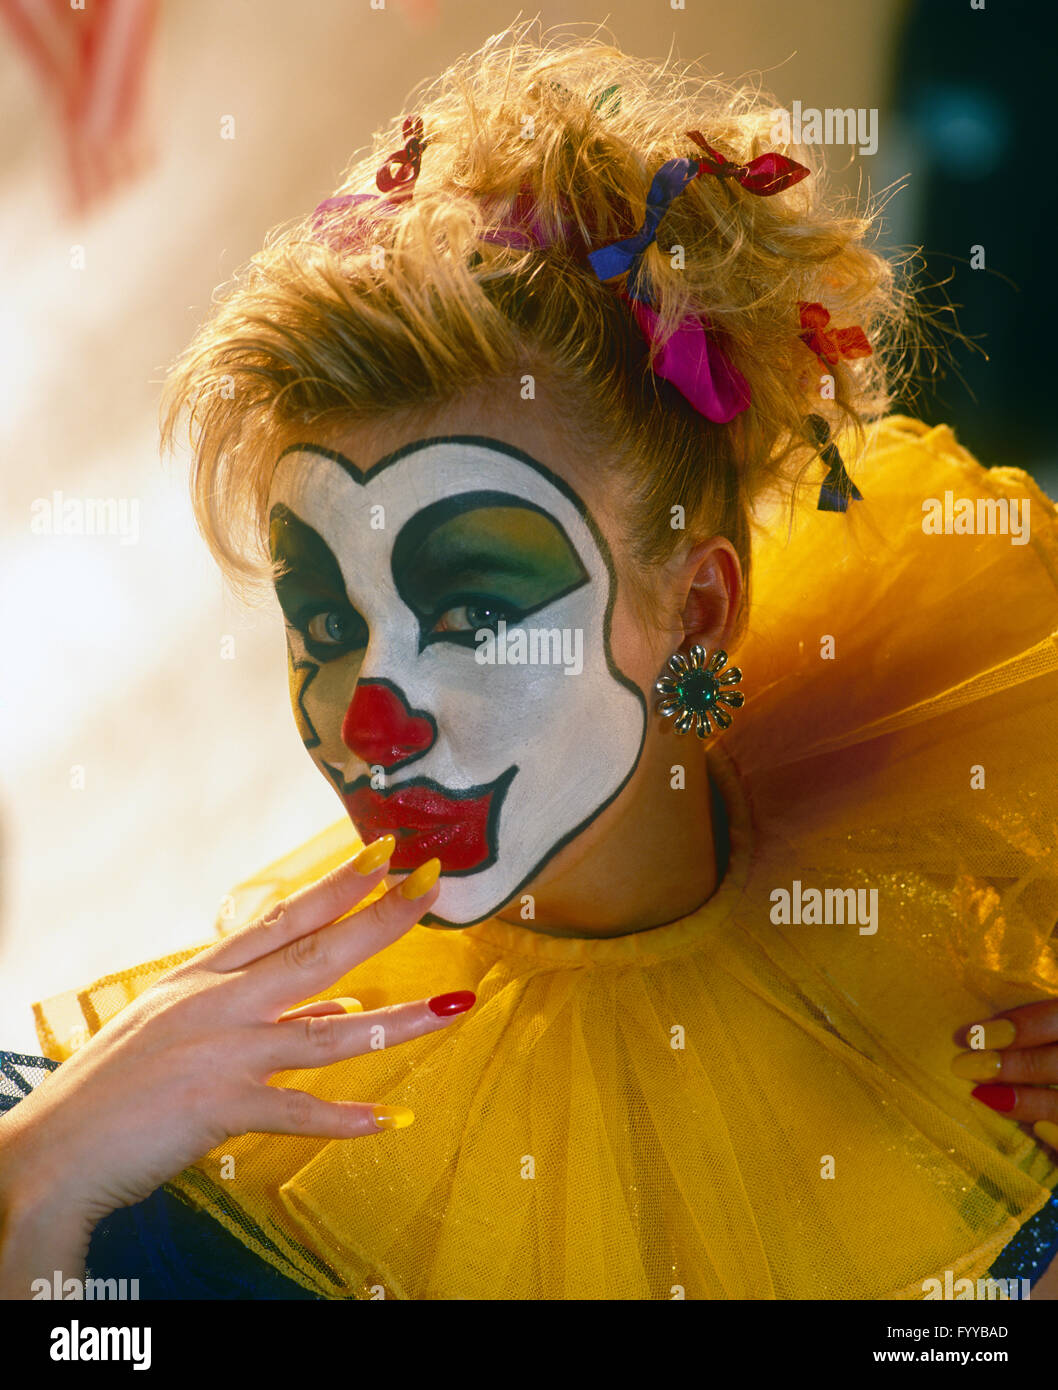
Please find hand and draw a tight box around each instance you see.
[0,836,470,1292]
[952,999,1058,1151]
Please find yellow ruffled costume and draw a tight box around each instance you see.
[33,418,1058,1299]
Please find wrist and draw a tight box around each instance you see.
[0,1181,97,1300]
[0,1112,99,1300]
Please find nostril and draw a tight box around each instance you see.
[341,680,434,768]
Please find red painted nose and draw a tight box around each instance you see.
[341,681,434,768]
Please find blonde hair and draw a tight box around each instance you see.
[160,19,908,628]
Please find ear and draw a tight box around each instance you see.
[677,538,743,651]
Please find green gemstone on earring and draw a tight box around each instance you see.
[675,670,719,712]
[656,644,743,740]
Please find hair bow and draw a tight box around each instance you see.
[310,115,428,249]
[586,157,700,290]
[585,156,750,422]
[685,131,810,196]
[376,115,428,202]
[805,413,863,513]
[621,291,751,423]
[798,301,872,370]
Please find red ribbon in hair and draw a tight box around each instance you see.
[375,115,428,201]
[685,131,810,196]
[311,114,428,248]
[798,301,873,370]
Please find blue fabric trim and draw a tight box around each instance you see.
[988,1190,1058,1288]
[85,1187,322,1300]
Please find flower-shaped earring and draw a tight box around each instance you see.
[655,645,745,739]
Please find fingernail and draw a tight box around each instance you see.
[335,997,363,1014]
[1033,1120,1058,1149]
[971,1084,1017,1113]
[967,1019,1017,1049]
[372,1105,414,1131]
[951,1050,1002,1081]
[400,857,441,900]
[353,834,396,874]
[428,990,476,1017]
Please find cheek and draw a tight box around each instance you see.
[608,596,670,695]
[285,643,363,750]
[286,647,319,748]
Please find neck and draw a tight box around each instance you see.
[496,746,719,939]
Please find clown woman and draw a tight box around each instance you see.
[2,24,1058,1301]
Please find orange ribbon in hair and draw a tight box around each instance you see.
[798,301,873,370]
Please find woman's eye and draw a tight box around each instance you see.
[433,602,514,634]
[306,611,352,645]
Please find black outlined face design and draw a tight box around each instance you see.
[268,436,646,927]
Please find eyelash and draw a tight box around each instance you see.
[426,595,525,641]
[287,594,525,657]
[289,605,367,659]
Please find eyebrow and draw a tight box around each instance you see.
[412,544,541,582]
[269,503,353,605]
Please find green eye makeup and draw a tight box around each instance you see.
[390,493,589,649]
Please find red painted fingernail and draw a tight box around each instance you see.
[428,990,476,1017]
[972,1084,1017,1113]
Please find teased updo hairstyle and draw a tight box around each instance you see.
[161,19,908,637]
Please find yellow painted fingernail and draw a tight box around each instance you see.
[372,1105,414,1131]
[967,1019,1017,1049]
[353,834,396,874]
[951,1050,1002,1081]
[334,997,363,1014]
[400,857,441,900]
[1033,1120,1058,1150]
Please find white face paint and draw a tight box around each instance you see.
[268,436,646,927]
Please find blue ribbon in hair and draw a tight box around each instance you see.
[587,157,700,297]
[805,413,863,512]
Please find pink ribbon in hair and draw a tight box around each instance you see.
[484,182,751,424]
[478,188,581,251]
[620,290,751,423]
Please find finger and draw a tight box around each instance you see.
[961,999,1058,1051]
[971,1084,1058,1124]
[1033,1120,1058,1152]
[238,1087,415,1140]
[951,1045,1058,1086]
[254,991,475,1073]
[204,834,397,972]
[248,859,443,1014]
[278,998,363,1021]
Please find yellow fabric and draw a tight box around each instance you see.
[33,417,1058,1299]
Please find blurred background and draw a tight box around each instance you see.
[0,0,1051,1051]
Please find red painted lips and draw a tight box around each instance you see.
[344,783,493,872]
